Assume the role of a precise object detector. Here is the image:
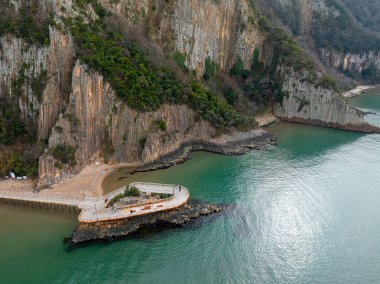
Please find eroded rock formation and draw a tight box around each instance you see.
[0,0,377,189]
[274,70,380,132]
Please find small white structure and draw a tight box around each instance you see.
[10,172,15,179]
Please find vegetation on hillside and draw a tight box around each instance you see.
[49,145,77,168]
[339,0,380,37]
[229,51,288,113]
[59,0,246,131]
[247,2,340,91]
[0,148,39,177]
[256,0,380,83]
[0,0,51,45]
[0,97,40,177]
[311,1,380,54]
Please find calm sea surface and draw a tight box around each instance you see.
[1,90,380,283]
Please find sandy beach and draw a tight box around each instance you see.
[342,85,377,97]
[39,163,113,198]
[0,163,114,198]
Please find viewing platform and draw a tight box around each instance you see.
[0,182,190,223]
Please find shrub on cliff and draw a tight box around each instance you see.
[204,56,218,80]
[156,119,167,132]
[50,145,77,167]
[230,58,245,77]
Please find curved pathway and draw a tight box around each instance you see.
[0,182,190,223]
[78,183,190,223]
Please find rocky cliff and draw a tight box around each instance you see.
[0,27,74,140]
[274,69,379,132]
[320,49,380,76]
[257,0,380,84]
[1,0,377,188]
[38,61,215,187]
[170,0,262,75]
[104,0,262,75]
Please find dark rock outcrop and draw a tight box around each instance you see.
[70,200,224,247]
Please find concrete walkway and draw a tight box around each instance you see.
[0,190,86,207]
[78,183,189,223]
[0,182,190,223]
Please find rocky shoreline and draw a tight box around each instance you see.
[68,130,275,247]
[135,129,276,172]
[69,200,225,248]
[277,117,380,133]
[342,85,378,98]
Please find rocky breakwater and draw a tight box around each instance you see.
[139,129,276,171]
[70,200,224,247]
[274,70,380,133]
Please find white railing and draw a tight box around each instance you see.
[0,182,188,223]
[103,182,177,200]
[78,185,190,223]
[130,182,176,194]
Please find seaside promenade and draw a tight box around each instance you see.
[0,182,189,223]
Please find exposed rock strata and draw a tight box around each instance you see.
[274,70,380,133]
[2,0,378,190]
[320,48,380,75]
[0,27,75,140]
[171,0,262,75]
[70,200,224,247]
[37,61,275,188]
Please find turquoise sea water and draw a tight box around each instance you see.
[1,90,380,283]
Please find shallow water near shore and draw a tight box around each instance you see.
[349,87,380,127]
[1,90,380,283]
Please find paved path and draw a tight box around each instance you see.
[0,191,86,207]
[79,183,189,223]
[0,182,190,223]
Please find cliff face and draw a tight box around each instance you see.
[320,49,380,75]
[274,69,379,132]
[1,0,377,188]
[103,0,262,75]
[258,0,380,83]
[170,0,262,75]
[38,61,215,188]
[0,27,74,140]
